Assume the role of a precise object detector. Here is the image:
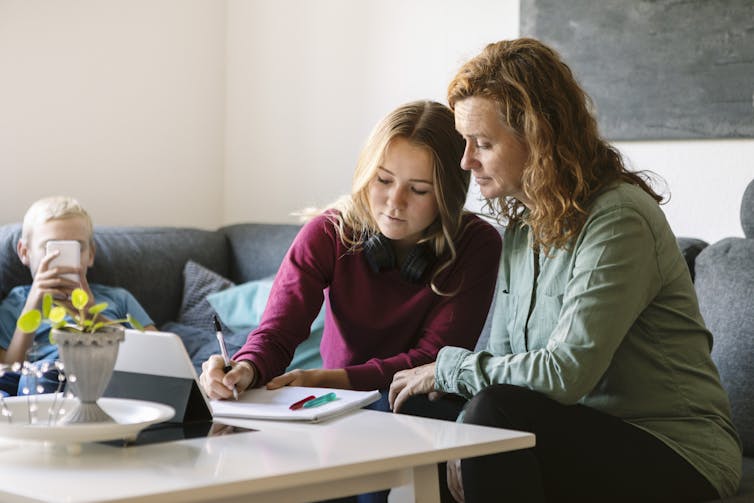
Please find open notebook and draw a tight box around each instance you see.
[211,386,381,423]
[106,331,379,424]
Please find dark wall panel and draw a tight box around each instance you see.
[520,0,754,140]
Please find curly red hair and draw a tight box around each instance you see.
[448,38,662,251]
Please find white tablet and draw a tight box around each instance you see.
[104,330,212,423]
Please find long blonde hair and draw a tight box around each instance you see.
[329,100,468,294]
[448,38,662,252]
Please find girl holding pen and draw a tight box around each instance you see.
[199,100,501,407]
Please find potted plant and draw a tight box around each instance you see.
[16,288,144,424]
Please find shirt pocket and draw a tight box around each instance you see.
[540,273,567,307]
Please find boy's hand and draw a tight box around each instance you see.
[23,250,82,314]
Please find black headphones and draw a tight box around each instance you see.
[363,233,437,284]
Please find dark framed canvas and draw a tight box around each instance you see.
[520,0,754,140]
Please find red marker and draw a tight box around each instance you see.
[289,395,316,410]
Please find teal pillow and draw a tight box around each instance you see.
[207,277,273,333]
[207,277,324,371]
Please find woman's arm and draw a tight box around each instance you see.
[436,205,662,404]
[232,216,336,386]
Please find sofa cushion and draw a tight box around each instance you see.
[742,177,754,239]
[88,226,229,327]
[0,224,32,298]
[207,277,274,333]
[696,237,754,456]
[677,237,709,281]
[178,260,235,332]
[221,223,300,284]
[740,457,754,500]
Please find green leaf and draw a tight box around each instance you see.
[71,289,89,310]
[42,294,53,318]
[49,306,66,324]
[17,310,42,333]
[127,314,145,331]
[88,302,108,316]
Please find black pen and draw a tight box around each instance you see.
[213,315,238,400]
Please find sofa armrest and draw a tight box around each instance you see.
[677,237,709,282]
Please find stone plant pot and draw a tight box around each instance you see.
[52,326,125,424]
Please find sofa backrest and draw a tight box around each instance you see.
[0,224,32,298]
[695,177,754,456]
[89,226,230,327]
[221,223,301,284]
[0,223,231,328]
[0,220,309,328]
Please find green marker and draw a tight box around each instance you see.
[302,392,338,408]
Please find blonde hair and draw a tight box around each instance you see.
[21,196,93,243]
[326,100,469,294]
[448,38,662,252]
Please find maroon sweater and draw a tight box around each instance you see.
[233,212,501,390]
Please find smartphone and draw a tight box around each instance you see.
[46,240,81,282]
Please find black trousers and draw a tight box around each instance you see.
[458,384,720,503]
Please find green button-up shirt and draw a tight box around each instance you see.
[436,183,742,497]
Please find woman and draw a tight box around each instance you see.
[200,100,501,404]
[389,40,741,502]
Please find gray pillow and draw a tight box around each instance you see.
[177,260,234,332]
[160,321,216,362]
[696,237,754,456]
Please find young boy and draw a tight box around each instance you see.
[0,196,155,396]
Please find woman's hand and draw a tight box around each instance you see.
[200,355,254,399]
[447,458,465,502]
[388,362,437,412]
[266,368,350,390]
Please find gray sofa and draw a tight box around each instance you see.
[0,178,751,500]
[0,223,304,373]
[696,178,754,502]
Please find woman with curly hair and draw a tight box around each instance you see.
[389,39,741,502]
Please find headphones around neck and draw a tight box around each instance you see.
[363,233,437,284]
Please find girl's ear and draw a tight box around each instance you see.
[17,239,30,266]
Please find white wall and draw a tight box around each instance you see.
[617,140,752,242]
[224,0,519,225]
[0,0,226,228]
[1,0,751,243]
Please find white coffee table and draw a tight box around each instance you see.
[0,409,534,502]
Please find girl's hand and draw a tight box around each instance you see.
[200,355,254,399]
[388,362,437,412]
[266,368,351,389]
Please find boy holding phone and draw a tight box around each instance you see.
[0,196,156,396]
